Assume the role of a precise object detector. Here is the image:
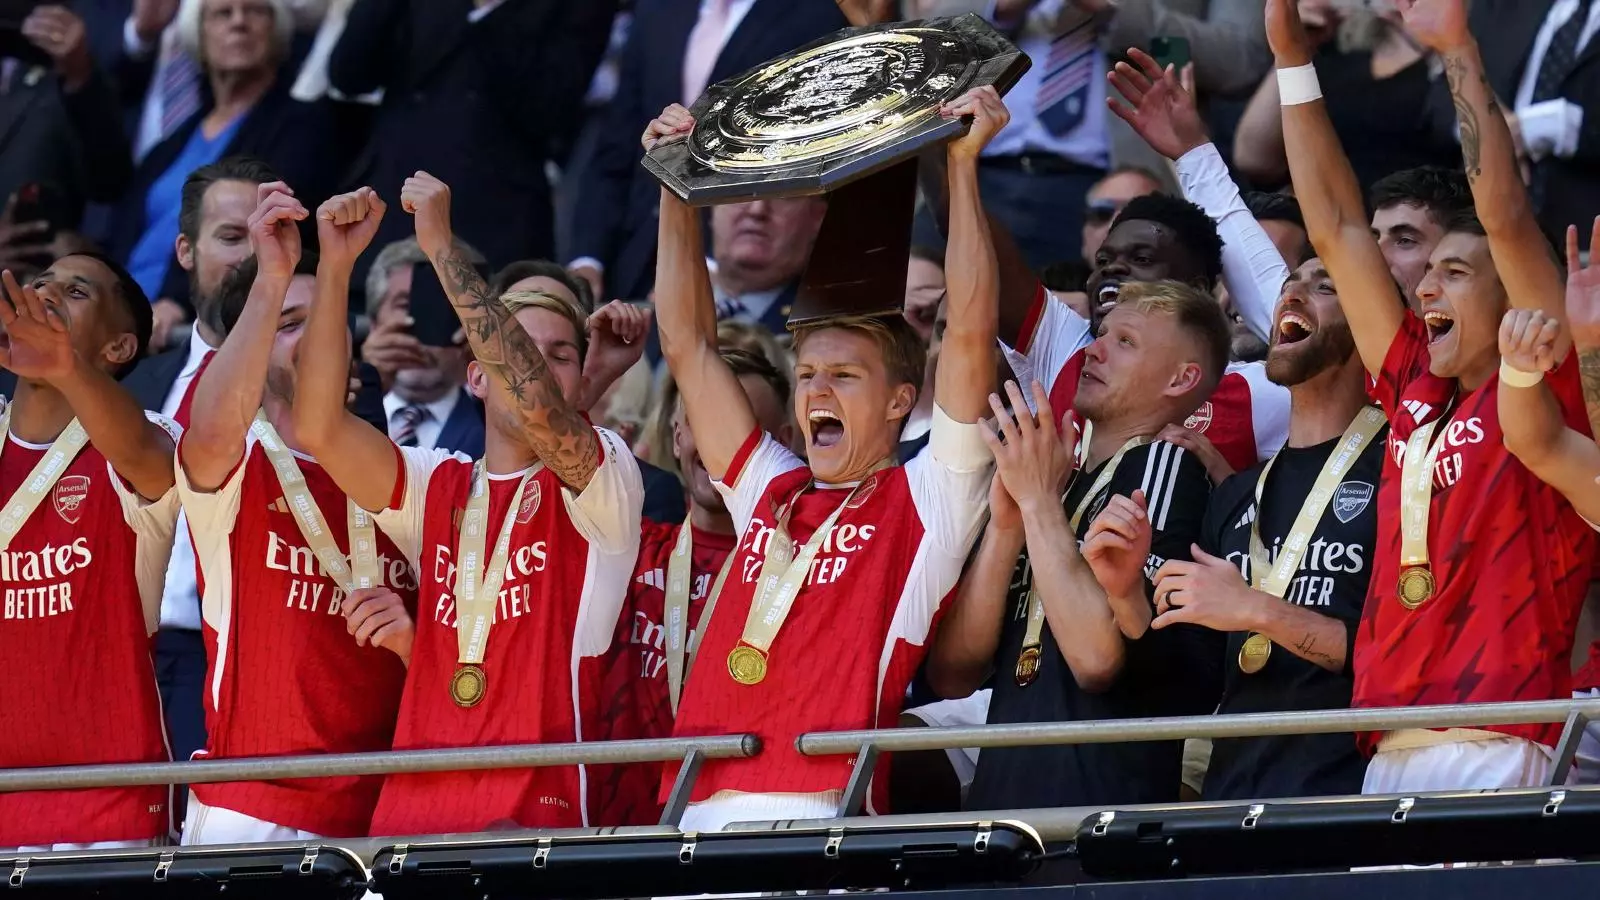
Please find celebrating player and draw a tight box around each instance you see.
[645,86,998,831]
[289,176,642,835]
[595,346,796,826]
[0,256,182,851]
[176,183,416,843]
[1273,0,1594,791]
[932,280,1227,811]
[1154,257,1387,801]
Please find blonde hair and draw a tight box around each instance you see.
[716,320,793,383]
[499,290,588,362]
[790,313,926,394]
[1114,280,1231,393]
[177,0,295,69]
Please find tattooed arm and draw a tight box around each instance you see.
[1404,0,1568,344]
[402,173,600,490]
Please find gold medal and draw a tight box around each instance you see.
[1397,565,1435,610]
[1014,646,1041,687]
[727,645,768,685]
[450,664,487,708]
[1238,633,1272,674]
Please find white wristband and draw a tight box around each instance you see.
[1499,361,1545,388]
[1277,64,1322,106]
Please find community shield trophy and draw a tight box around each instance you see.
[643,14,1030,324]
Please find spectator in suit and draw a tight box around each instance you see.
[1463,0,1600,249]
[361,236,487,457]
[0,5,132,241]
[104,0,346,346]
[909,0,1270,269]
[327,0,616,278]
[567,0,847,305]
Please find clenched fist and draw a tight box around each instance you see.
[400,172,454,259]
[317,187,387,270]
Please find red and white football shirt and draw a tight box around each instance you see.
[0,416,181,847]
[593,519,736,826]
[367,428,642,836]
[1014,284,1289,473]
[664,409,991,814]
[1356,313,1598,751]
[179,431,416,837]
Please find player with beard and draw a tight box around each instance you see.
[0,256,183,851]
[289,175,642,835]
[643,87,998,831]
[1272,0,1593,792]
[1153,257,1386,801]
[594,347,796,826]
[934,280,1228,811]
[177,183,417,843]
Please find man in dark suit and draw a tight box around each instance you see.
[568,0,846,305]
[1453,0,1600,248]
[327,0,616,276]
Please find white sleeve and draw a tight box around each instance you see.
[562,427,644,555]
[114,413,185,532]
[1237,363,1291,462]
[372,445,460,570]
[1176,142,1289,342]
[1020,288,1093,395]
[907,405,993,555]
[108,413,184,636]
[713,432,805,535]
[176,431,253,634]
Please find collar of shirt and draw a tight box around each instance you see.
[383,387,462,426]
[701,0,759,43]
[180,326,217,380]
[707,256,786,323]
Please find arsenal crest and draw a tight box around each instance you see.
[845,473,879,509]
[53,475,90,525]
[1333,481,1374,524]
[1184,401,1215,434]
[517,480,543,524]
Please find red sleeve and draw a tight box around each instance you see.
[1372,312,1432,434]
[722,427,764,487]
[1546,350,1593,437]
[1014,282,1048,354]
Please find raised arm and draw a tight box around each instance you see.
[937,87,1008,423]
[401,172,600,490]
[183,183,306,493]
[993,382,1125,692]
[0,271,173,500]
[647,105,760,481]
[927,482,1026,699]
[1498,307,1600,519]
[1269,0,1404,378]
[1399,0,1567,339]
[1569,219,1600,441]
[1109,50,1289,341]
[291,188,401,513]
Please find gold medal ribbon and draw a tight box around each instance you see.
[1238,406,1385,674]
[663,523,737,713]
[252,414,380,593]
[1015,420,1149,687]
[1397,405,1453,609]
[0,408,88,550]
[453,460,534,672]
[729,462,891,685]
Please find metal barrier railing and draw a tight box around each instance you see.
[794,698,1600,819]
[2,697,1597,856]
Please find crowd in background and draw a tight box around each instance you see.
[5,0,1600,854]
